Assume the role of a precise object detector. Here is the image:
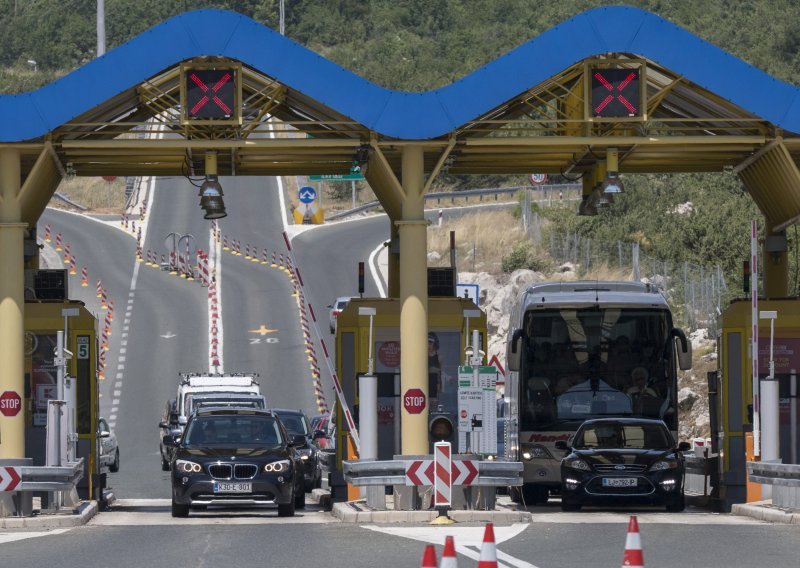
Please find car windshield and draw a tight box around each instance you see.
[183,416,283,446]
[276,413,309,436]
[574,422,673,450]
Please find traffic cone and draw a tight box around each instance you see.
[420,544,437,568]
[477,523,498,568]
[621,515,644,568]
[441,536,458,568]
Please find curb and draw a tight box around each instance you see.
[0,500,98,529]
[732,501,800,524]
[332,502,531,524]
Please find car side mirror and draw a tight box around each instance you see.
[158,421,168,429]
[289,434,306,447]
[677,441,691,452]
[163,435,179,447]
[327,304,333,309]
[313,429,327,440]
[99,430,110,439]
[554,440,569,451]
[178,416,187,426]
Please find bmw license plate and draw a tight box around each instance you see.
[602,477,637,487]
[213,482,252,493]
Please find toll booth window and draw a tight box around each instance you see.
[25,332,58,427]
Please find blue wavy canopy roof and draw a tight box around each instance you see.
[2,6,800,142]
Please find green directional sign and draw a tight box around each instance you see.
[308,174,365,181]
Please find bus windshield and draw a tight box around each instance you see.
[520,307,676,431]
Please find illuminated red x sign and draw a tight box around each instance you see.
[185,69,235,119]
[591,68,640,118]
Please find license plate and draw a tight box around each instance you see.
[213,482,252,493]
[602,477,637,487]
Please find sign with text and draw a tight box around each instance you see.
[403,388,426,414]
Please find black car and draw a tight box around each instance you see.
[164,408,306,518]
[556,418,690,512]
[158,399,181,471]
[271,408,323,492]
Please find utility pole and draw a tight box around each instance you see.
[97,0,106,57]
[279,0,285,35]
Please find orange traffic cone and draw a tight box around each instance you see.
[420,544,437,568]
[477,523,498,568]
[622,515,644,568]
[440,535,458,568]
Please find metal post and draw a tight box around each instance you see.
[791,369,797,464]
[752,220,761,457]
[351,180,356,210]
[760,310,779,498]
[56,331,65,402]
[96,0,106,57]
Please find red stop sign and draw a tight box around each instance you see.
[0,391,22,417]
[403,388,426,414]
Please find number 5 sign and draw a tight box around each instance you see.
[77,336,89,359]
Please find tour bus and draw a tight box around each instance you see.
[505,281,692,504]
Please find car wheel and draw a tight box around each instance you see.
[171,499,189,518]
[522,484,549,505]
[295,486,306,509]
[560,499,582,512]
[304,480,314,493]
[665,494,685,512]
[278,494,296,517]
[330,325,335,334]
[110,449,120,473]
[161,455,170,472]
[314,471,322,489]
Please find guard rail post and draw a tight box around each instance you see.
[747,461,800,510]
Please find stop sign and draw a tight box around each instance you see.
[0,391,22,417]
[403,388,426,414]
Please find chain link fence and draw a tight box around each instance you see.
[527,219,729,333]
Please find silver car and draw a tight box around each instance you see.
[328,296,352,334]
[98,417,120,473]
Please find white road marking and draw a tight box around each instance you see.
[368,240,387,298]
[208,225,224,372]
[108,260,140,429]
[364,523,535,568]
[0,528,72,544]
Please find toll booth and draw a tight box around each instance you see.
[24,300,101,500]
[332,297,487,473]
[715,298,800,510]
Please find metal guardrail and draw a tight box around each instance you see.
[747,461,800,510]
[18,459,85,492]
[326,183,581,221]
[343,459,523,487]
[53,192,88,211]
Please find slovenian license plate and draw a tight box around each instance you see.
[213,482,252,493]
[602,477,637,487]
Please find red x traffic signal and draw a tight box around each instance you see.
[591,68,641,118]
[185,69,236,119]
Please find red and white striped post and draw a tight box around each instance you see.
[55,232,62,251]
[81,266,89,287]
[434,442,453,512]
[96,280,103,298]
[63,243,71,265]
[44,225,51,242]
[69,256,77,275]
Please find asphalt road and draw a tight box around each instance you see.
[2,502,797,568]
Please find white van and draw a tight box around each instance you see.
[175,374,260,427]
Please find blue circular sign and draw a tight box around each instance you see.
[298,186,317,204]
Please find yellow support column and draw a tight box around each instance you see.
[0,147,26,459]
[388,219,400,298]
[763,222,789,298]
[396,145,429,455]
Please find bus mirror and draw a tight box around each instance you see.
[672,328,692,370]
[507,329,523,372]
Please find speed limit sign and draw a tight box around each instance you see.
[529,173,548,185]
[77,336,89,359]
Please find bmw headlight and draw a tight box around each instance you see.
[564,458,591,472]
[175,459,202,474]
[650,460,678,472]
[264,459,291,473]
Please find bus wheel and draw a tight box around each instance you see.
[522,485,549,505]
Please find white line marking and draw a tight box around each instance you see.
[118,356,126,363]
[123,325,129,331]
[121,333,128,339]
[0,528,72,544]
[129,292,135,297]
[117,364,124,371]
[368,241,387,298]
[119,348,126,354]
